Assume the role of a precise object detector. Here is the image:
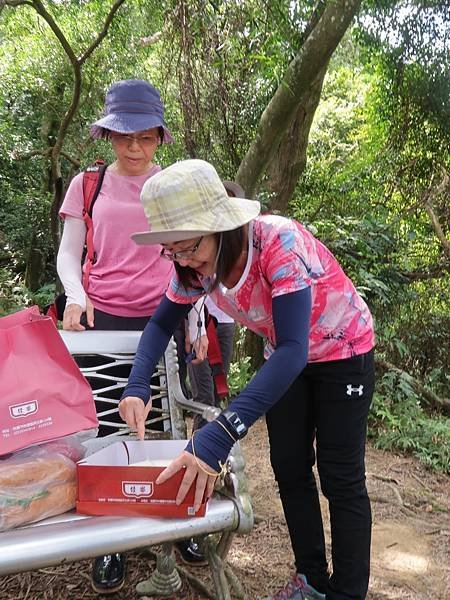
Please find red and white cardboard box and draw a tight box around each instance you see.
[76,440,207,518]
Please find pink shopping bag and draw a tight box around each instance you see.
[0,306,98,455]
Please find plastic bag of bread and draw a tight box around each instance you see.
[0,434,86,531]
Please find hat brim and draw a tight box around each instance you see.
[90,114,173,143]
[131,198,260,245]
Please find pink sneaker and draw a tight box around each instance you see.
[260,573,326,600]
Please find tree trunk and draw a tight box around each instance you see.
[239,1,360,364]
[266,65,328,213]
[244,329,264,373]
[24,233,44,292]
[236,0,362,198]
[176,0,201,158]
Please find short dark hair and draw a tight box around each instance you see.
[222,181,245,198]
[174,227,245,292]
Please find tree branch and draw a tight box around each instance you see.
[376,358,450,416]
[11,141,80,168]
[31,0,77,66]
[140,31,163,46]
[79,0,126,65]
[397,262,450,282]
[422,168,450,260]
[60,151,81,169]
[12,148,50,160]
[299,0,327,46]
[2,0,34,7]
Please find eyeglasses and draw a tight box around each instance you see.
[110,133,160,147]
[160,237,203,261]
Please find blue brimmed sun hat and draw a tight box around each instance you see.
[90,79,173,143]
[131,160,260,245]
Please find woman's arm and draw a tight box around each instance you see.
[183,287,312,470]
[56,216,87,309]
[156,288,312,511]
[122,296,192,402]
[57,217,95,330]
[157,287,311,483]
[119,297,192,438]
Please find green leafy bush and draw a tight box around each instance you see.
[0,268,30,316]
[228,326,255,398]
[369,370,450,472]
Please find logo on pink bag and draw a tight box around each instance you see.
[9,400,39,418]
[122,481,154,498]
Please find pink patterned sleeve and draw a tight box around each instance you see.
[166,274,205,304]
[260,221,322,298]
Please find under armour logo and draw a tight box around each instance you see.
[346,384,364,396]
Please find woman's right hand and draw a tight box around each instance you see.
[119,396,153,440]
[62,296,95,331]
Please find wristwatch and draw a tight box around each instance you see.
[218,410,248,441]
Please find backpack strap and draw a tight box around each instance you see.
[206,317,229,398]
[81,160,107,291]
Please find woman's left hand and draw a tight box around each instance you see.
[156,450,218,513]
[191,333,209,363]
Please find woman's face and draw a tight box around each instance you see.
[110,127,159,176]
[161,235,218,276]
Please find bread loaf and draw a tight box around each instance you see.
[0,480,77,531]
[0,443,78,531]
[0,455,74,487]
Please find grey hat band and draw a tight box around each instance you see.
[107,101,163,115]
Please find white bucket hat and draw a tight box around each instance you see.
[131,159,260,245]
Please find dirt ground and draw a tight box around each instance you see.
[1,418,449,599]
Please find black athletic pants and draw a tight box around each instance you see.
[265,349,375,600]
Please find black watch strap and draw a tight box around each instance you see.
[218,410,248,441]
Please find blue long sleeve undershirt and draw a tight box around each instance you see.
[122,288,312,472]
[185,288,311,471]
[122,296,192,402]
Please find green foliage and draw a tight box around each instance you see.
[0,188,54,275]
[228,356,254,398]
[0,0,169,286]
[369,371,450,472]
[306,215,399,306]
[228,326,255,397]
[0,267,56,316]
[29,282,57,311]
[0,268,30,316]
[357,1,450,189]
[375,279,450,384]
[1,0,448,473]
[158,0,318,175]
